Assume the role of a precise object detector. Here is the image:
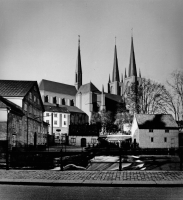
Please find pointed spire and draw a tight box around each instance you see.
[112,38,120,82]
[76,35,82,73]
[121,74,123,83]
[75,35,82,90]
[125,68,127,78]
[128,36,137,77]
[108,74,111,83]
[139,68,141,78]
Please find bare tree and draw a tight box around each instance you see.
[167,70,183,120]
[125,78,170,115]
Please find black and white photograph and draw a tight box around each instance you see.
[0,0,183,199]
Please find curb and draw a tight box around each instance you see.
[0,179,183,187]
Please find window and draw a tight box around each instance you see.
[24,103,27,111]
[29,92,32,99]
[149,129,153,132]
[165,129,169,133]
[70,99,74,106]
[54,114,57,118]
[53,96,57,104]
[46,120,49,124]
[62,98,65,105]
[54,121,57,125]
[91,138,97,144]
[64,121,66,125]
[64,114,66,118]
[34,96,36,102]
[46,113,49,116]
[151,137,154,142]
[71,138,76,144]
[45,95,48,103]
[76,74,77,82]
[164,137,167,142]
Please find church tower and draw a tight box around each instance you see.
[109,38,123,96]
[124,36,139,92]
[75,35,82,90]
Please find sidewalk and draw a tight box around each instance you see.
[0,170,183,186]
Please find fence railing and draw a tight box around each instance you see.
[0,147,183,171]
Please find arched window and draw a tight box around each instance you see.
[62,98,65,105]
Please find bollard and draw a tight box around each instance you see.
[60,149,63,171]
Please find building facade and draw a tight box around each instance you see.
[0,80,48,147]
[131,114,179,148]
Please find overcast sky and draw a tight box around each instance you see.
[0,0,182,91]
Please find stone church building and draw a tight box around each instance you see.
[40,36,142,122]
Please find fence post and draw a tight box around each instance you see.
[119,147,122,171]
[180,147,183,171]
[60,149,63,171]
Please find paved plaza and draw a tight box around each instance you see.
[0,170,183,186]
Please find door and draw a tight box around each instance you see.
[81,138,86,147]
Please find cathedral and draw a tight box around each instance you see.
[39,35,142,123]
[75,35,142,120]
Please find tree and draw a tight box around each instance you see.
[114,112,133,132]
[167,70,183,121]
[90,112,101,125]
[90,111,118,133]
[125,78,170,115]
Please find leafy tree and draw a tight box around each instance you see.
[90,112,101,125]
[114,112,133,132]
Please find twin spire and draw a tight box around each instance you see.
[111,34,138,82]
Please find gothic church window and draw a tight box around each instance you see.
[62,98,65,105]
[45,95,49,103]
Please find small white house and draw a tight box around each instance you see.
[131,114,179,148]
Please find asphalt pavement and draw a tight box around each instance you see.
[0,170,183,186]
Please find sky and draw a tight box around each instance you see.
[0,0,182,91]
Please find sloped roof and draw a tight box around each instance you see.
[44,104,85,114]
[77,82,100,94]
[135,114,178,129]
[0,80,36,97]
[0,96,24,116]
[39,79,77,96]
[105,93,123,103]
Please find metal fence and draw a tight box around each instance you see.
[0,147,183,171]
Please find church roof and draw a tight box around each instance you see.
[128,37,137,77]
[112,45,120,82]
[44,104,85,114]
[77,82,100,94]
[0,80,36,97]
[135,114,178,129]
[105,93,123,103]
[39,79,77,96]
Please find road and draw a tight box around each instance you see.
[0,185,183,200]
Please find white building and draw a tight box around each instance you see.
[131,114,179,148]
